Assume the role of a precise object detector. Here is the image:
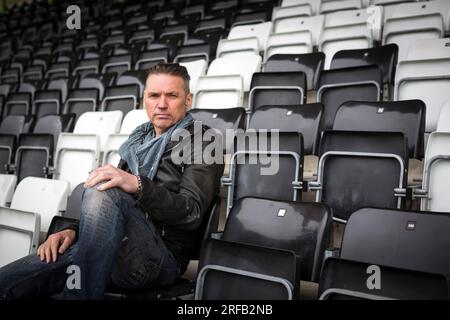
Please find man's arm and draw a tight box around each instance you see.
[135,161,222,229]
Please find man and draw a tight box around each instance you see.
[0,63,224,299]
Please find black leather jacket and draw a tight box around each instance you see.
[68,122,224,272]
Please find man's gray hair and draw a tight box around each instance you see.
[146,62,191,93]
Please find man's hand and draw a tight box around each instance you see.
[37,229,76,263]
[84,164,139,194]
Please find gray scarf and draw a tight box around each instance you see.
[118,113,194,179]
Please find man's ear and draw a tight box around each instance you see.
[186,92,193,109]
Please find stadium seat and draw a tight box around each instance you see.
[33,89,62,119]
[134,49,169,71]
[119,109,148,134]
[320,0,364,14]
[319,257,449,300]
[0,115,35,140]
[189,107,246,153]
[0,205,40,268]
[222,131,303,216]
[310,131,408,222]
[196,237,298,300]
[333,100,425,159]
[248,103,323,155]
[264,31,313,61]
[247,71,307,116]
[101,84,140,114]
[263,52,325,91]
[101,54,133,78]
[272,4,313,32]
[216,37,260,58]
[330,44,398,98]
[207,54,262,92]
[317,65,382,132]
[227,21,273,53]
[437,101,450,133]
[0,134,16,174]
[3,92,32,117]
[78,73,116,101]
[63,89,99,122]
[272,15,324,49]
[193,75,244,109]
[9,176,70,235]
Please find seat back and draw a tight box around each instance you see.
[0,207,40,267]
[341,207,450,278]
[249,103,322,155]
[102,84,140,114]
[10,177,70,233]
[248,72,307,113]
[0,174,17,206]
[318,65,382,131]
[318,130,408,221]
[33,114,75,147]
[193,75,244,109]
[64,88,99,122]
[333,100,425,159]
[319,257,449,300]
[189,107,246,153]
[197,238,298,300]
[15,133,54,181]
[264,52,325,90]
[223,197,332,282]
[0,134,15,174]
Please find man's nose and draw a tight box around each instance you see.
[157,95,168,109]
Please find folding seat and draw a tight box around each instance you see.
[33,114,75,148]
[333,100,425,159]
[280,0,321,15]
[222,131,304,215]
[0,174,16,206]
[394,55,450,137]
[53,135,98,192]
[264,31,314,61]
[101,33,126,51]
[0,68,20,84]
[271,15,324,49]
[102,134,129,167]
[271,4,313,32]
[0,205,40,267]
[115,70,147,99]
[341,207,450,281]
[319,257,449,300]
[215,37,259,58]
[8,176,70,238]
[247,71,307,116]
[72,58,101,79]
[23,65,45,82]
[134,49,169,71]
[232,10,270,27]
[0,134,15,174]
[191,28,228,59]
[62,89,99,123]
[128,27,155,46]
[319,7,382,69]
[32,90,61,119]
[160,24,189,48]
[382,0,449,61]
[319,0,363,14]
[189,107,246,153]
[414,132,450,212]
[0,115,34,140]
[3,92,32,117]
[78,73,116,101]
[248,103,323,155]
[330,44,398,99]
[193,75,244,109]
[227,21,273,53]
[196,238,298,300]
[45,62,71,79]
[264,52,325,91]
[207,54,262,92]
[119,109,148,135]
[12,133,53,182]
[101,54,133,78]
[46,77,74,105]
[317,65,382,132]
[101,84,140,114]
[309,131,408,222]
[406,38,450,61]
[174,44,211,93]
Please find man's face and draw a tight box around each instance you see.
[144,73,192,135]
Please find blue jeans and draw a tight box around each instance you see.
[0,186,182,300]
